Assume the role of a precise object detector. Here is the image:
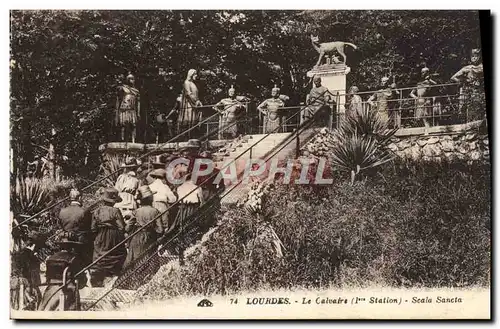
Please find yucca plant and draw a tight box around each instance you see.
[340,107,398,146]
[12,176,53,216]
[330,131,394,184]
[331,108,397,184]
[99,154,122,187]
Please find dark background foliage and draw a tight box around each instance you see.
[10,10,481,178]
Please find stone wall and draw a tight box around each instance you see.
[301,120,490,163]
[388,120,489,162]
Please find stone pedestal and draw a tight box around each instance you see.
[302,64,351,127]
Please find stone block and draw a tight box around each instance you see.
[457,143,469,154]
[469,150,482,161]
[422,144,442,157]
[465,133,477,141]
[441,140,455,152]
[388,144,399,152]
[426,137,440,144]
[417,139,428,147]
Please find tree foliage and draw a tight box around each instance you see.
[10,10,482,178]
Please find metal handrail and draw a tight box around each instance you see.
[39,90,330,307]
[12,100,244,229]
[83,98,324,311]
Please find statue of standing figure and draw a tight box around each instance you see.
[213,86,248,139]
[410,67,438,131]
[179,69,203,131]
[257,85,288,134]
[115,74,140,143]
[450,48,484,119]
[367,76,400,126]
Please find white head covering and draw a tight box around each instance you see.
[186,69,197,80]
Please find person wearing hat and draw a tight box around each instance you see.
[143,154,167,185]
[148,167,177,229]
[166,171,204,265]
[257,85,288,133]
[58,188,93,267]
[91,187,127,287]
[410,67,438,132]
[114,157,140,218]
[213,85,249,139]
[38,231,88,311]
[451,48,484,119]
[10,233,42,310]
[123,185,164,269]
[115,73,140,143]
[367,76,400,125]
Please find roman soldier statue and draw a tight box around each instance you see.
[213,85,249,139]
[115,74,140,143]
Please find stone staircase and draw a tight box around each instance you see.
[217,129,320,205]
[84,128,322,310]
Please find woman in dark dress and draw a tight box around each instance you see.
[166,172,204,264]
[123,185,163,269]
[91,188,127,287]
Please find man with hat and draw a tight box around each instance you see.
[38,231,88,311]
[148,166,177,229]
[58,188,93,267]
[451,48,485,119]
[144,154,167,185]
[114,157,140,218]
[123,185,164,269]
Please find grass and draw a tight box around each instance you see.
[135,158,490,302]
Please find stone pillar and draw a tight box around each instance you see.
[303,64,351,127]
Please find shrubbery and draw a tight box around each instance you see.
[136,159,490,301]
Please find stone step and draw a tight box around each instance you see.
[246,132,291,139]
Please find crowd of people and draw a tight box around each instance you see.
[14,150,223,311]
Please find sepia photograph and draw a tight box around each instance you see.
[8,9,491,319]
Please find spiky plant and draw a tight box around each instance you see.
[340,107,398,145]
[13,176,53,216]
[99,154,122,187]
[330,132,394,184]
[330,108,397,184]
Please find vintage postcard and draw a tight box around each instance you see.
[9,9,491,319]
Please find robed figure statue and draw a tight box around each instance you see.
[179,69,203,133]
